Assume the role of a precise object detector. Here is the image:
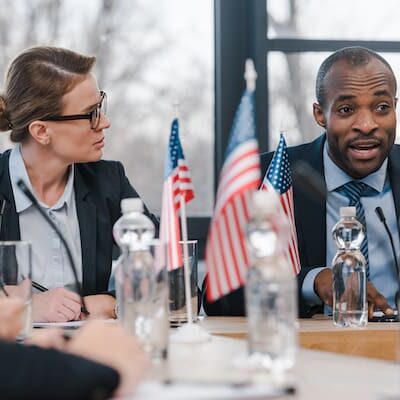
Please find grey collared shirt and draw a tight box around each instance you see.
[302,141,399,309]
[9,146,83,291]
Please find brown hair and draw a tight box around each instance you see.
[0,46,96,142]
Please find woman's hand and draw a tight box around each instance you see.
[32,288,82,322]
[0,298,25,340]
[82,294,116,319]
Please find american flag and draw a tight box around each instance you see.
[261,134,301,274]
[205,90,261,302]
[160,118,195,270]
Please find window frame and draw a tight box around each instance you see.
[214,0,400,182]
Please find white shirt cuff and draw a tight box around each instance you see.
[302,267,326,306]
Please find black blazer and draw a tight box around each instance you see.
[0,340,119,400]
[203,134,400,317]
[0,150,158,295]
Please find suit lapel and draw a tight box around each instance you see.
[388,145,400,233]
[0,151,20,241]
[74,167,97,295]
[292,134,327,267]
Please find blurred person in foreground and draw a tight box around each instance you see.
[204,47,399,319]
[0,46,158,322]
[0,297,149,399]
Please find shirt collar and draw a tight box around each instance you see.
[323,141,387,194]
[9,145,75,213]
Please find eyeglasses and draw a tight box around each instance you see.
[42,91,107,130]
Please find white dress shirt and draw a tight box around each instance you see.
[9,145,83,291]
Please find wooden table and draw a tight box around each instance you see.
[198,316,400,361]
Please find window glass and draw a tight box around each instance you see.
[0,0,214,216]
[268,52,400,149]
[267,0,400,41]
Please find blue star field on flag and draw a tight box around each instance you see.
[164,118,185,178]
[225,90,256,158]
[261,132,301,275]
[266,133,292,194]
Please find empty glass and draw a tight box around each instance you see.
[0,241,32,340]
[169,240,198,324]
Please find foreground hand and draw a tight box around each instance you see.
[67,320,149,397]
[25,328,68,351]
[0,298,25,340]
[314,268,333,307]
[32,288,82,322]
[367,282,394,320]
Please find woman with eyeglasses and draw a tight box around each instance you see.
[0,46,157,322]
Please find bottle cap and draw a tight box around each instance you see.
[340,206,356,217]
[121,198,143,214]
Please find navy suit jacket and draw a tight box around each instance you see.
[203,134,400,317]
[0,150,158,296]
[0,340,119,400]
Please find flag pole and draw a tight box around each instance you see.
[180,196,193,324]
[173,100,194,325]
[244,59,257,92]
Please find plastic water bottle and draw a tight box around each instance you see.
[113,198,155,252]
[332,206,367,327]
[113,198,169,361]
[245,191,297,372]
[113,198,156,326]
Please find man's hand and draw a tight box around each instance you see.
[314,269,395,319]
[314,268,333,307]
[32,288,82,322]
[367,282,394,320]
[0,298,25,340]
[67,320,149,397]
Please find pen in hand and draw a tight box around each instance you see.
[23,275,90,316]
[32,280,48,293]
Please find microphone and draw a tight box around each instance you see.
[374,206,400,312]
[291,160,327,203]
[17,179,89,316]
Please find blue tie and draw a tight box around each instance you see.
[338,181,373,280]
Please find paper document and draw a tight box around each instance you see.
[33,321,85,329]
[134,381,295,400]
[33,319,117,329]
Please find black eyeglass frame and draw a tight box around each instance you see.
[42,91,107,130]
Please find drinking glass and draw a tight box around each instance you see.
[0,241,32,340]
[169,240,198,324]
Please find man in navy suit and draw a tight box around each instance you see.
[204,47,400,318]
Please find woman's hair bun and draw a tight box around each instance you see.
[0,95,13,131]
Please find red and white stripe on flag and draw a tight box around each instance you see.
[205,139,260,302]
[160,160,195,271]
[261,180,301,275]
[173,159,195,209]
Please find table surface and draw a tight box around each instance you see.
[135,334,400,400]
[197,316,400,361]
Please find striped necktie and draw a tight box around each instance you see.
[338,181,374,280]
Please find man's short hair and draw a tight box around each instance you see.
[316,46,397,108]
